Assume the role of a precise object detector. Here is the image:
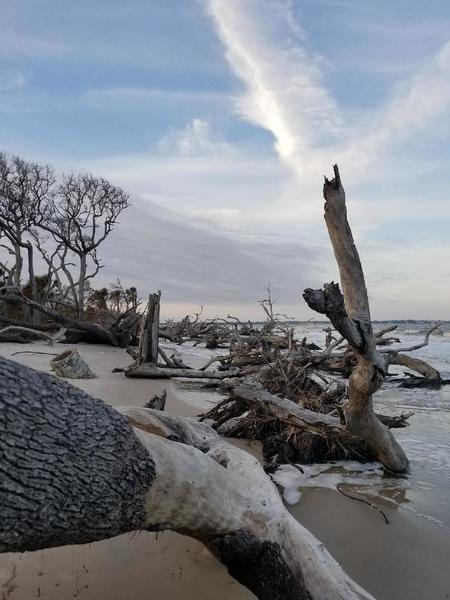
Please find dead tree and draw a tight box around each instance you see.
[137,292,161,365]
[0,356,373,600]
[34,173,129,316]
[303,165,408,473]
[382,324,441,380]
[0,154,54,310]
[0,292,135,347]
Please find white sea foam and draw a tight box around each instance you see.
[271,462,386,506]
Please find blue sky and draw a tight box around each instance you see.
[1,0,450,319]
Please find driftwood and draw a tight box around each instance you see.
[0,314,58,332]
[303,166,408,473]
[137,292,160,365]
[50,349,96,379]
[126,364,240,380]
[0,293,130,346]
[0,357,373,600]
[390,353,440,380]
[144,389,167,410]
[0,325,55,345]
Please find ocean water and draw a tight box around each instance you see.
[167,321,450,534]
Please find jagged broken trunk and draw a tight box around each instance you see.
[303,165,408,473]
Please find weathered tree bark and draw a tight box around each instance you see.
[12,240,22,286]
[50,349,96,379]
[389,353,440,380]
[0,315,61,333]
[0,357,373,600]
[303,165,408,473]
[126,364,240,380]
[77,253,87,317]
[138,292,160,365]
[382,324,441,380]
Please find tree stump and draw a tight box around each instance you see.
[50,349,96,379]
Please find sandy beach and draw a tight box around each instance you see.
[0,343,254,600]
[1,342,449,600]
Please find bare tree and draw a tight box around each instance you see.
[0,153,55,305]
[36,173,129,316]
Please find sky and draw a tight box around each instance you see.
[1,0,450,320]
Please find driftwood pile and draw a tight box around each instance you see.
[0,166,445,474]
[125,295,442,471]
[126,167,444,474]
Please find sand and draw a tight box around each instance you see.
[1,342,450,600]
[0,343,254,600]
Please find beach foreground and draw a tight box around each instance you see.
[0,343,449,600]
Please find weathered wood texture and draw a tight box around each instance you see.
[126,364,240,380]
[303,165,408,473]
[0,357,373,600]
[138,292,160,365]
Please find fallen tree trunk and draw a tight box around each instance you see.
[0,293,178,348]
[389,352,441,380]
[0,314,58,332]
[228,381,360,444]
[303,165,408,473]
[0,357,373,600]
[0,293,126,346]
[126,363,240,380]
[0,325,55,345]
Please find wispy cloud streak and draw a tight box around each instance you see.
[205,0,342,171]
[205,0,450,178]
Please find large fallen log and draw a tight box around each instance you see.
[0,314,58,332]
[0,357,373,600]
[389,353,441,380]
[126,363,240,380]
[0,293,128,346]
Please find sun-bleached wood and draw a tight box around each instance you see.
[303,165,408,473]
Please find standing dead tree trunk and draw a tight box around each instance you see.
[0,357,373,600]
[137,291,160,365]
[303,165,408,473]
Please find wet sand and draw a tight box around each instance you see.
[294,489,450,600]
[1,343,450,599]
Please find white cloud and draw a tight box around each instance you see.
[205,0,450,180]
[201,0,450,318]
[205,0,342,171]
[158,118,233,156]
[342,41,450,169]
